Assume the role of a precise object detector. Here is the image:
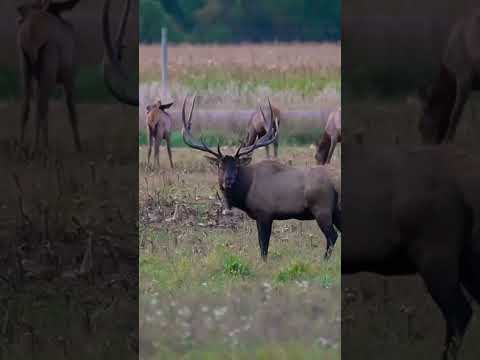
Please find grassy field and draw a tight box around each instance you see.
[139,146,341,359]
[139,43,341,113]
[0,102,138,359]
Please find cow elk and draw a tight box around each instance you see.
[417,9,480,144]
[245,103,281,158]
[182,96,341,260]
[343,143,480,360]
[16,0,137,156]
[144,100,174,169]
[315,106,341,165]
[17,0,84,154]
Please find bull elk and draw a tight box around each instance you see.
[145,100,174,169]
[417,9,480,144]
[16,0,137,155]
[182,96,341,260]
[343,143,480,360]
[245,103,281,158]
[315,106,341,165]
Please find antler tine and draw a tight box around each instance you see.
[181,96,223,158]
[235,98,278,158]
[188,94,197,127]
[102,0,138,105]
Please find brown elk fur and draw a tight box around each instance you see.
[344,143,480,360]
[245,103,281,158]
[145,100,174,169]
[182,96,341,260]
[315,106,341,165]
[418,9,480,144]
[17,0,82,153]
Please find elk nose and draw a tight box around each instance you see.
[224,178,234,189]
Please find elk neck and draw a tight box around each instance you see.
[221,165,253,211]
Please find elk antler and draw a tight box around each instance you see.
[46,0,80,15]
[234,98,279,158]
[181,96,223,158]
[102,0,138,106]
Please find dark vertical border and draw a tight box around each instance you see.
[343,1,480,359]
[0,1,139,358]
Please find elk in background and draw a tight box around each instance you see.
[315,106,341,165]
[144,100,174,169]
[182,96,341,260]
[17,0,83,153]
[16,0,137,155]
[244,103,281,158]
[417,9,480,144]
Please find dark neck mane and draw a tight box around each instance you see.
[221,166,253,211]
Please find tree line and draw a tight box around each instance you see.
[140,0,340,43]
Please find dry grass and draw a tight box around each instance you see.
[140,42,340,79]
[0,101,138,359]
[139,146,341,359]
[139,43,341,111]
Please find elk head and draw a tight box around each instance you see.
[181,96,278,192]
[102,0,138,106]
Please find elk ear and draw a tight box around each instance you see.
[205,156,220,166]
[159,102,174,110]
[238,156,252,167]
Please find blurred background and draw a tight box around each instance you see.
[138,0,341,148]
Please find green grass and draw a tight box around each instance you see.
[276,261,311,283]
[139,129,324,148]
[139,146,341,358]
[152,342,340,360]
[223,254,252,278]
[141,66,340,96]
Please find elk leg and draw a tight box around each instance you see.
[265,145,270,158]
[332,201,341,232]
[461,236,480,304]
[166,135,174,169]
[444,79,470,143]
[19,51,32,144]
[418,256,471,360]
[153,136,160,169]
[273,137,279,158]
[64,74,82,152]
[256,220,272,261]
[326,136,338,164]
[315,212,338,259]
[35,45,57,154]
[147,130,153,166]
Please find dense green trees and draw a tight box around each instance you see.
[140,0,340,43]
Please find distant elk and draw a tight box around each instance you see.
[417,9,480,144]
[144,100,174,169]
[16,0,137,155]
[245,103,281,158]
[343,144,480,360]
[315,106,341,165]
[182,96,341,260]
